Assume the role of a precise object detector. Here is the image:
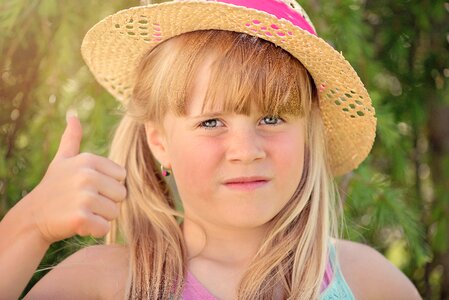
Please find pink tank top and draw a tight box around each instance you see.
[182,255,334,299]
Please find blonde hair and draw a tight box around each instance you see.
[106,29,342,299]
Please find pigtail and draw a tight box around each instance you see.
[107,114,187,299]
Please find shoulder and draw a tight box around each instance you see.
[25,244,129,300]
[332,238,421,300]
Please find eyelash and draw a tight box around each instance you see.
[198,115,285,130]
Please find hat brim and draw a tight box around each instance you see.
[81,1,376,176]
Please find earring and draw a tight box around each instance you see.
[161,164,171,177]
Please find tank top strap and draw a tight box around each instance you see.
[319,240,356,300]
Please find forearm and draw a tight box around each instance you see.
[0,195,50,300]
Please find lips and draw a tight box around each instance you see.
[223,177,270,191]
[223,176,271,184]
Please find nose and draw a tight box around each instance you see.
[225,127,266,164]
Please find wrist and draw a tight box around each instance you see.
[3,193,52,249]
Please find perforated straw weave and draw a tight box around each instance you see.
[81,0,377,176]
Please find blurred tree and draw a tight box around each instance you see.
[0,0,448,299]
[301,1,449,298]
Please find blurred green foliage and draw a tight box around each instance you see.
[1,0,448,299]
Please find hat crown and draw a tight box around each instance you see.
[172,0,317,34]
[277,0,316,32]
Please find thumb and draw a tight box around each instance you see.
[54,110,83,160]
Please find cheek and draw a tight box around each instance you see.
[271,132,305,192]
[169,135,222,191]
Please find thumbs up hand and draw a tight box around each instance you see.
[25,112,127,244]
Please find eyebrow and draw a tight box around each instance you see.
[189,110,291,121]
[189,112,225,120]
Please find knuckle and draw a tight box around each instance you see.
[77,228,89,237]
[73,210,90,235]
[103,203,119,221]
[79,190,97,208]
[120,167,127,180]
[93,222,110,238]
[78,152,96,167]
[77,168,97,187]
[119,186,128,200]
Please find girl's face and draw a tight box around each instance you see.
[154,58,306,230]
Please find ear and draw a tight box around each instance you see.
[144,121,171,168]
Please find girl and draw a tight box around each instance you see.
[1,0,421,299]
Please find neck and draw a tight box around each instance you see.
[181,216,270,266]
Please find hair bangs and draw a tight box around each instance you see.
[203,31,309,115]
[163,30,314,118]
[131,29,316,132]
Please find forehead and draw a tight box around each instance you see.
[185,53,217,116]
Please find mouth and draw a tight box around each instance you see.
[223,177,271,191]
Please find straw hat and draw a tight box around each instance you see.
[81,0,376,176]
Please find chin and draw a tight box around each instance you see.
[220,211,277,229]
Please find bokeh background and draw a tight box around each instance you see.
[1,0,448,298]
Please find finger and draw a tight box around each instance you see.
[54,110,83,160]
[86,214,111,238]
[88,193,121,221]
[80,154,126,182]
[97,174,127,202]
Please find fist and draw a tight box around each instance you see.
[27,113,127,244]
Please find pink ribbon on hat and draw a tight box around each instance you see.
[210,0,316,35]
